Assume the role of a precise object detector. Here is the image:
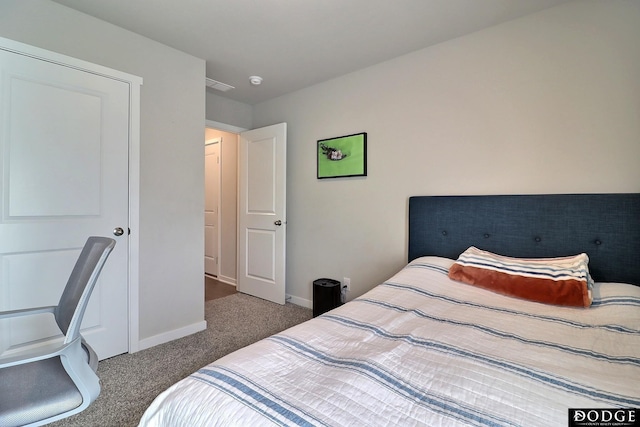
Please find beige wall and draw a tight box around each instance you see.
[0,0,207,346]
[206,91,253,130]
[252,0,640,306]
[204,128,238,285]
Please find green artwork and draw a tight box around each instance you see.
[317,133,367,179]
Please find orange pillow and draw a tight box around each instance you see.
[448,247,592,307]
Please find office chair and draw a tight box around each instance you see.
[0,236,116,427]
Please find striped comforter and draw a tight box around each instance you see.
[139,257,640,426]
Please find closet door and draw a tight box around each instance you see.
[0,41,131,359]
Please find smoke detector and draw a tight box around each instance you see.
[205,77,234,92]
[249,76,263,86]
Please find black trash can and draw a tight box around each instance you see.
[313,278,342,317]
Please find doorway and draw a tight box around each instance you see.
[204,127,239,287]
[203,122,287,305]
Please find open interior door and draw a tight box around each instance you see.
[237,123,286,304]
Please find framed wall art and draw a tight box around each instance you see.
[317,132,367,179]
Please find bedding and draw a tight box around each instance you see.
[139,256,640,427]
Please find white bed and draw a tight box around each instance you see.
[139,194,640,426]
[139,257,640,426]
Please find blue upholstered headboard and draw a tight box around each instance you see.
[408,194,640,286]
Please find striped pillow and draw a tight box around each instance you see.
[448,246,593,307]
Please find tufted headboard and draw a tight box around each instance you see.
[408,194,640,286]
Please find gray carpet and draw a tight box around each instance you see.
[52,293,312,427]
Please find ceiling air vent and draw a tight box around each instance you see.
[205,77,234,92]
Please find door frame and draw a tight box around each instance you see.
[0,36,143,353]
[205,120,247,287]
[205,119,247,135]
[204,137,221,278]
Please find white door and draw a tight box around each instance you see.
[204,138,220,276]
[238,123,286,304]
[0,44,130,360]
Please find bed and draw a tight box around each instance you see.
[139,193,640,427]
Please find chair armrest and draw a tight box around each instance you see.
[0,305,55,319]
[0,337,78,368]
[0,306,62,367]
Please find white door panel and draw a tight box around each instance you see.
[0,46,130,359]
[204,141,219,276]
[8,78,102,216]
[238,123,286,304]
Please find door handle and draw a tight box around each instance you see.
[113,227,125,236]
[274,220,282,226]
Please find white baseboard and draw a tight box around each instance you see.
[135,320,207,352]
[204,273,236,287]
[135,294,310,353]
[287,294,312,309]
[217,275,236,286]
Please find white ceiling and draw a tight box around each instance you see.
[52,0,571,105]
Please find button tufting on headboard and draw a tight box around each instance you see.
[408,193,640,285]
